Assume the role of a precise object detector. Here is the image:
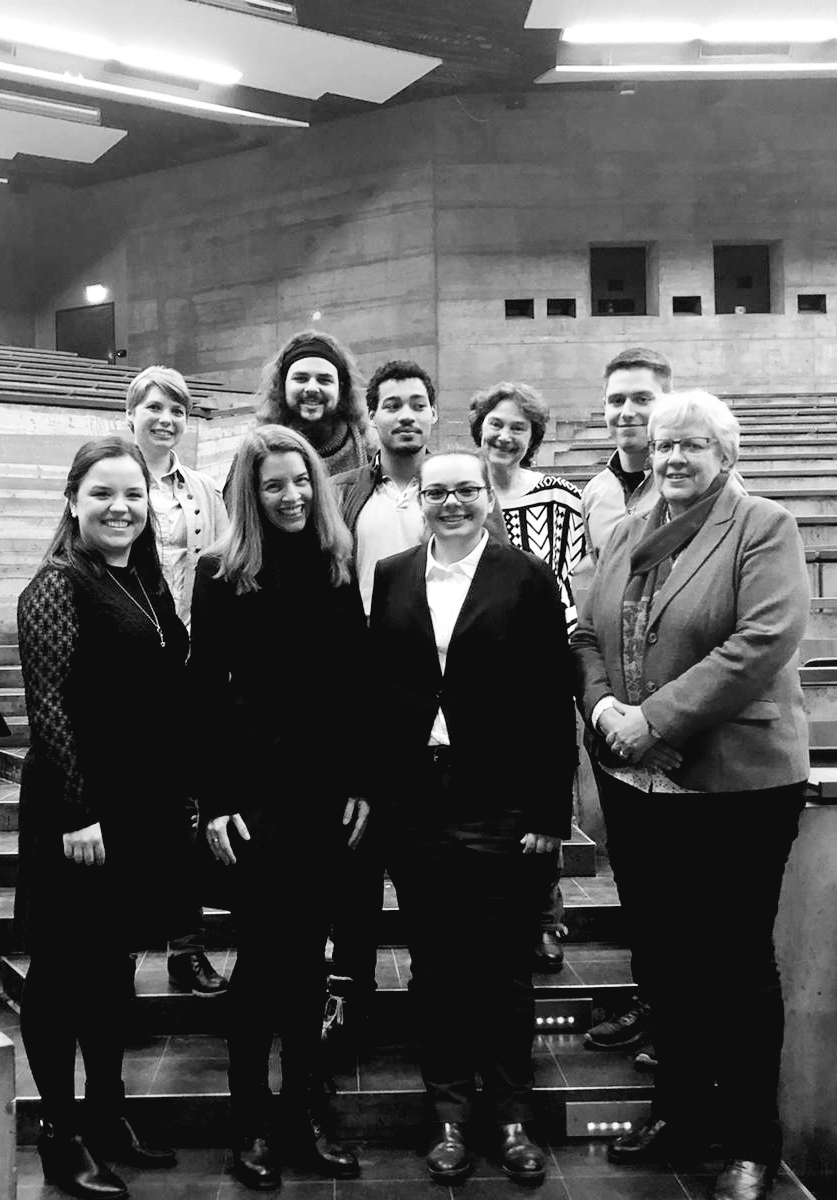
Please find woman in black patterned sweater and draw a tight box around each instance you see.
[16,437,189,1199]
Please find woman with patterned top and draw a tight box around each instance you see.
[470,381,585,973]
[16,437,190,1199]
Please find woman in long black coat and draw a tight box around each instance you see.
[16,437,190,1199]
[190,424,369,1191]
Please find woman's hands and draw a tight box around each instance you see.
[343,798,371,849]
[600,702,682,770]
[206,814,251,866]
[520,833,558,854]
[63,822,105,865]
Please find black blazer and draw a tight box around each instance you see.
[369,539,577,837]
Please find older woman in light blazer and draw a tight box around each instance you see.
[572,390,809,1200]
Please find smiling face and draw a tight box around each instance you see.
[372,377,437,456]
[420,453,491,555]
[651,422,728,516]
[284,356,340,424]
[604,367,666,462]
[70,455,149,567]
[258,450,314,534]
[480,398,533,470]
[130,385,188,458]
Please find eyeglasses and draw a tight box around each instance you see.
[420,484,487,505]
[648,437,718,456]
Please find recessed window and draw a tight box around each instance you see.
[798,294,827,314]
[547,298,577,318]
[672,295,702,315]
[591,247,647,317]
[714,245,771,314]
[505,298,534,319]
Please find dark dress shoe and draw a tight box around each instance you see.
[607,1113,705,1164]
[533,930,565,973]
[92,1116,176,1168]
[233,1135,282,1191]
[499,1122,546,1185]
[426,1122,473,1185]
[713,1160,776,1200]
[37,1125,128,1199]
[283,1117,359,1179]
[167,952,228,995]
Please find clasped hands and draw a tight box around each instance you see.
[206,796,371,866]
[599,700,682,772]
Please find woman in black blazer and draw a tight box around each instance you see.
[370,450,578,1187]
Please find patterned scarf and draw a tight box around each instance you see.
[620,473,728,703]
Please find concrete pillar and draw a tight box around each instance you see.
[0,1033,15,1199]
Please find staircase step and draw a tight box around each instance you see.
[0,781,18,830]
[0,944,637,1037]
[0,648,18,668]
[751,491,837,516]
[0,665,20,687]
[0,689,24,718]
[0,745,25,780]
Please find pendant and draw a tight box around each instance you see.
[158,631,166,649]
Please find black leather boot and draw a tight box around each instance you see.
[280,1088,359,1179]
[37,1122,128,1199]
[233,1134,282,1191]
[87,1114,177,1168]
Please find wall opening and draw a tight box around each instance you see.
[798,294,827,314]
[713,244,772,314]
[672,295,702,315]
[547,298,577,318]
[590,246,648,316]
[505,298,534,319]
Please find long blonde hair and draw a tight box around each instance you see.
[216,425,352,593]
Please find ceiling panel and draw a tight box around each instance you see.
[0,108,126,162]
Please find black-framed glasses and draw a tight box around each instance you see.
[420,484,487,505]
[648,437,718,456]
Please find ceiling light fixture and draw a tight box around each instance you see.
[0,18,242,87]
[85,284,108,304]
[0,60,308,126]
[541,62,837,80]
[561,21,837,45]
[0,89,101,124]
[0,177,8,185]
[562,24,702,45]
[185,0,297,22]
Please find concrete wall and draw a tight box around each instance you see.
[0,190,35,348]
[13,80,837,440]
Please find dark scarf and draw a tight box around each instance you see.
[620,473,728,703]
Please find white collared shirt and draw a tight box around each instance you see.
[425,530,489,746]
[356,473,424,616]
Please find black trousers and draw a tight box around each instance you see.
[329,817,384,995]
[388,757,542,1125]
[597,771,804,1163]
[224,811,341,1130]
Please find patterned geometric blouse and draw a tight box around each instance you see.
[500,473,586,633]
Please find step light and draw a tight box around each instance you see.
[535,1015,575,1026]
[587,1121,632,1133]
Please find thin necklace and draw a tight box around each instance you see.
[105,568,166,649]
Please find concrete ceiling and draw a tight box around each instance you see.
[1,0,835,187]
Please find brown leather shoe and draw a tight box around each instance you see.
[712,1160,775,1200]
[499,1122,546,1185]
[426,1122,473,1185]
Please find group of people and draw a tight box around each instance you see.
[14,330,809,1200]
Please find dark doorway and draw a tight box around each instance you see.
[713,245,771,314]
[55,302,116,361]
[591,246,647,316]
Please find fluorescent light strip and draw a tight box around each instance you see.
[0,88,100,123]
[0,177,8,184]
[0,61,307,126]
[562,21,837,45]
[0,18,242,86]
[547,62,837,77]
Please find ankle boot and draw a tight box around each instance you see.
[87,1114,177,1168]
[37,1122,128,1199]
[280,1089,359,1179]
[233,1133,282,1191]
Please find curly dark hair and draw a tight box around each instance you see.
[468,381,549,468]
[366,360,436,413]
[254,329,369,433]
